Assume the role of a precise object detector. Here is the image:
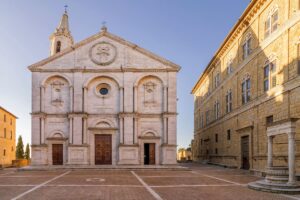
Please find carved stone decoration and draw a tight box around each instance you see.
[143,81,156,105]
[51,80,64,106]
[89,42,117,66]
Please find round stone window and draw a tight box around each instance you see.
[95,83,111,98]
[99,87,109,95]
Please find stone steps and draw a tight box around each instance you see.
[248,180,300,194]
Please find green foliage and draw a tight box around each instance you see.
[24,143,30,160]
[16,135,24,159]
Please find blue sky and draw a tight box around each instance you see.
[0,0,249,148]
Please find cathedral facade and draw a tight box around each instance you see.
[29,11,180,166]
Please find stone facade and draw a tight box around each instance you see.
[29,11,180,166]
[0,107,16,167]
[192,0,300,174]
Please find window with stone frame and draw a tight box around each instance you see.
[200,114,204,128]
[266,115,274,126]
[263,60,277,91]
[226,59,233,75]
[214,72,220,88]
[215,134,218,143]
[4,128,6,138]
[205,110,210,125]
[241,76,251,105]
[226,89,232,113]
[242,34,252,60]
[265,7,278,39]
[227,129,231,140]
[214,100,220,120]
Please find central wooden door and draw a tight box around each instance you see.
[95,134,112,165]
[241,136,250,170]
[144,143,155,165]
[52,144,63,165]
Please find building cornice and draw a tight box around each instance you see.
[31,112,177,118]
[192,0,267,94]
[30,68,179,73]
[194,12,300,107]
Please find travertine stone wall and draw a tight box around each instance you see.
[30,29,180,166]
[192,0,300,173]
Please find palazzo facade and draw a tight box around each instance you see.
[29,11,179,166]
[192,0,300,175]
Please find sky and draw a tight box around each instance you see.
[0,0,249,149]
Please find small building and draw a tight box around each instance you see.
[0,107,17,167]
[177,148,192,161]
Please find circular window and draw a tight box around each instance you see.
[99,87,109,95]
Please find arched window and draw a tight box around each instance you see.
[265,6,279,38]
[56,41,61,53]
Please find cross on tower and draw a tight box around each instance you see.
[64,5,68,13]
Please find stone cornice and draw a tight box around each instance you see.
[30,68,179,73]
[119,144,139,147]
[46,137,68,141]
[161,144,177,147]
[31,144,47,148]
[68,144,89,147]
[138,136,161,140]
[88,127,118,131]
[31,112,177,118]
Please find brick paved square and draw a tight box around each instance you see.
[0,164,298,200]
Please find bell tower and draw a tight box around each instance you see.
[49,7,74,56]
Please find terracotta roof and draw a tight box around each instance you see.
[0,106,18,119]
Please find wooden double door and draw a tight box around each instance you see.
[144,143,155,165]
[95,134,112,165]
[52,144,63,165]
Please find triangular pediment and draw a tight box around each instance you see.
[28,31,180,72]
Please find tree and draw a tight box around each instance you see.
[24,143,30,160]
[16,135,24,159]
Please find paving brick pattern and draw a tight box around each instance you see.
[0,163,299,200]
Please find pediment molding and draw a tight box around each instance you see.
[28,31,180,72]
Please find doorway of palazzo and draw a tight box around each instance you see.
[241,136,250,170]
[144,143,155,165]
[95,134,112,165]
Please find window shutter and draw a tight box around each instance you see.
[272,76,277,87]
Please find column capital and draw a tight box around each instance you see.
[288,132,296,139]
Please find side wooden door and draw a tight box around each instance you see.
[149,143,155,165]
[52,144,63,165]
